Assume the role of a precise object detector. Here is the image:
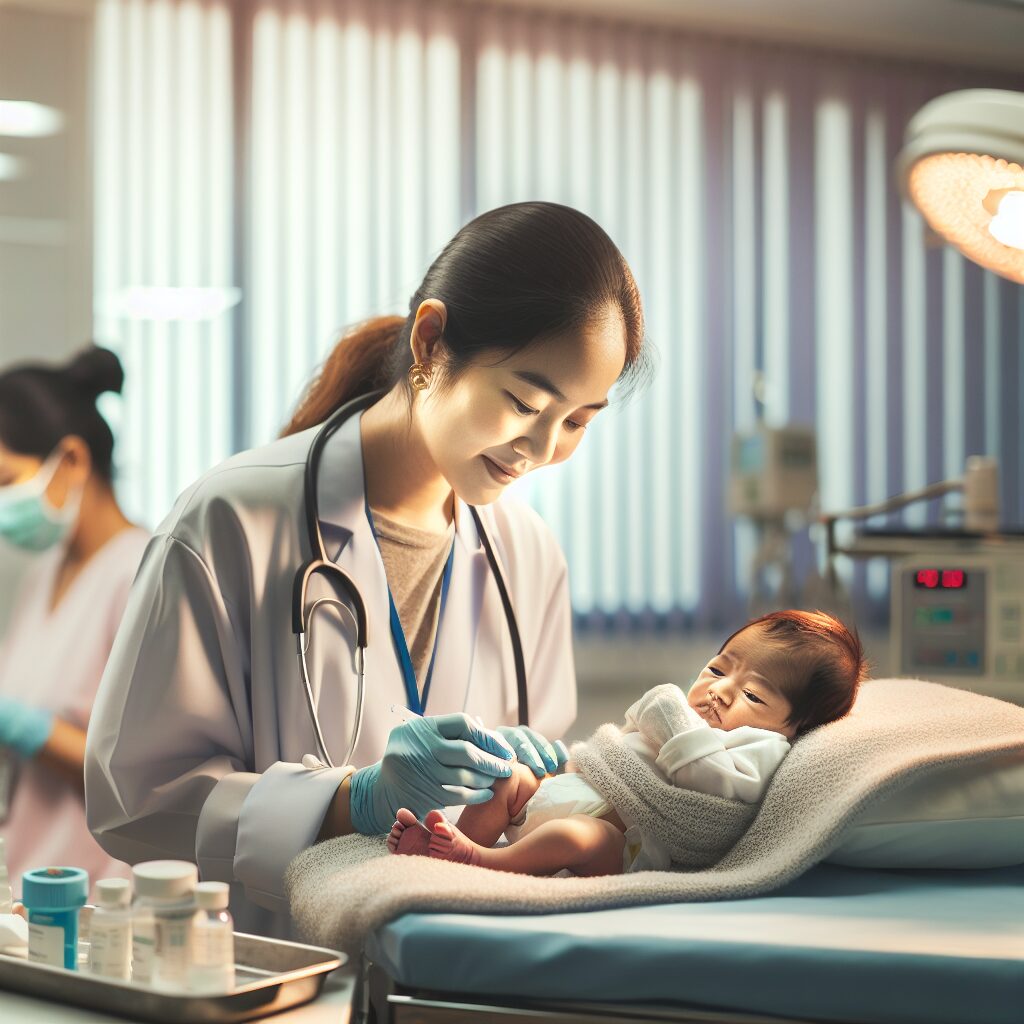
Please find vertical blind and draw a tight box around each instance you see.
[94,0,1024,629]
[94,0,234,524]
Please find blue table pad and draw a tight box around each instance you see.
[365,863,1024,1024]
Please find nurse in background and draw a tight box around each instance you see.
[0,346,149,892]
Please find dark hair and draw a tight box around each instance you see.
[282,202,648,436]
[0,345,124,483]
[720,609,867,736]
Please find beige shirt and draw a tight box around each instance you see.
[371,509,455,697]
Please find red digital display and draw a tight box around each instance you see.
[914,569,967,589]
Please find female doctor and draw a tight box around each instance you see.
[85,201,647,934]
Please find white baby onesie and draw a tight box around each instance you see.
[621,683,791,803]
[506,683,790,872]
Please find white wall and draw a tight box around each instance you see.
[0,0,94,631]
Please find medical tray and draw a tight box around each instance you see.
[0,932,345,1023]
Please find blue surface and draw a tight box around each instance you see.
[365,863,1024,1024]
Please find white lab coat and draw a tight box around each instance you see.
[85,410,576,932]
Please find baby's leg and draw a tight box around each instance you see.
[388,762,541,856]
[428,812,625,877]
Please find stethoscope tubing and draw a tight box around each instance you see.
[293,389,528,768]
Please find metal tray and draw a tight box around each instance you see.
[0,932,346,1023]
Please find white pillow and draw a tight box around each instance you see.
[827,750,1024,869]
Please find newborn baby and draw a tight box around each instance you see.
[388,609,866,876]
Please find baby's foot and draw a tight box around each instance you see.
[386,807,433,856]
[424,809,483,867]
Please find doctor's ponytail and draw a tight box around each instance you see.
[281,316,406,436]
[281,201,649,438]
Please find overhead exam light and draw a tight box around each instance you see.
[897,89,1024,284]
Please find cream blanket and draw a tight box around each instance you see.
[286,679,1024,954]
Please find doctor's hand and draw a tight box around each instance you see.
[348,713,516,835]
[494,725,570,777]
[0,696,53,758]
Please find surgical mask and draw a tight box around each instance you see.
[0,450,83,552]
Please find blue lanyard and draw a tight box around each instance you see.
[365,501,456,715]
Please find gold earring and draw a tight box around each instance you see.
[408,363,431,391]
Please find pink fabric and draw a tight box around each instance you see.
[0,527,149,898]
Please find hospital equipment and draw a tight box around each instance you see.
[0,914,27,957]
[130,860,196,987]
[187,882,234,994]
[295,389,529,770]
[729,424,818,610]
[729,425,818,519]
[354,861,1022,1024]
[22,866,88,970]
[898,89,1024,285]
[0,931,345,1021]
[86,879,131,981]
[822,456,1024,704]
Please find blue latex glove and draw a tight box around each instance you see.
[494,725,570,777]
[0,696,53,758]
[349,713,516,834]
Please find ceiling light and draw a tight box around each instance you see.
[110,287,242,321]
[0,101,64,138]
[897,89,1024,284]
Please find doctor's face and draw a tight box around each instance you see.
[687,624,797,739]
[418,309,627,505]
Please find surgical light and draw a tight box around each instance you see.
[897,89,1024,284]
[987,190,1024,251]
[0,101,63,138]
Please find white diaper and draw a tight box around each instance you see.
[504,772,649,872]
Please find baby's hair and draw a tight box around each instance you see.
[719,610,868,736]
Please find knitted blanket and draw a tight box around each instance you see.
[286,679,1024,955]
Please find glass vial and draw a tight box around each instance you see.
[88,878,132,980]
[187,881,235,994]
[130,860,197,988]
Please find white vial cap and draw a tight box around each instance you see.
[96,878,131,908]
[194,881,230,911]
[132,860,198,900]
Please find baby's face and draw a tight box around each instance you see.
[687,623,797,739]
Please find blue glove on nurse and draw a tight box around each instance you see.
[349,713,516,835]
[494,725,570,777]
[0,696,54,758]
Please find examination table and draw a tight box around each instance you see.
[353,861,1024,1024]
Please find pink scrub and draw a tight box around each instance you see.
[0,527,149,896]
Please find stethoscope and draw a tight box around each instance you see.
[292,389,529,769]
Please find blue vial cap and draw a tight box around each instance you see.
[21,867,89,910]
